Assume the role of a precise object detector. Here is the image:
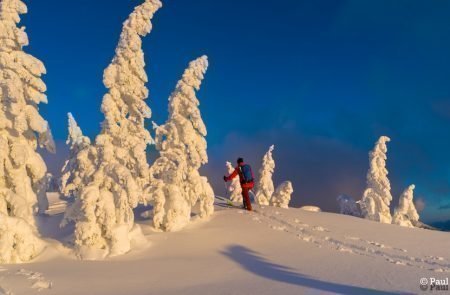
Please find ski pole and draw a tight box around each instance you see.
[224,181,229,198]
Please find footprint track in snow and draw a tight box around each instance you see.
[16,269,52,291]
[249,208,450,273]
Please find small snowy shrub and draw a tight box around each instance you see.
[393,185,419,228]
[271,181,293,209]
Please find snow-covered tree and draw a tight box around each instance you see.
[226,161,242,202]
[337,195,361,217]
[0,0,55,263]
[59,113,96,228]
[270,181,293,209]
[60,113,91,197]
[392,185,419,228]
[149,56,214,232]
[61,0,162,259]
[255,145,275,206]
[360,136,392,224]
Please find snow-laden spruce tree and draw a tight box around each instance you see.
[61,0,162,259]
[60,113,92,197]
[59,113,97,226]
[392,185,419,228]
[150,56,214,232]
[270,181,293,209]
[360,136,393,224]
[0,0,55,263]
[226,161,242,202]
[255,145,275,206]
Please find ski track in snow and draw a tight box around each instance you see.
[14,269,52,292]
[0,267,12,295]
[243,207,450,273]
[0,285,14,295]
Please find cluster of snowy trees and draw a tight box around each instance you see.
[0,0,215,262]
[338,136,421,228]
[254,145,293,209]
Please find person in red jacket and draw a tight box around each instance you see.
[224,158,254,211]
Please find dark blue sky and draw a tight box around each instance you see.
[25,0,450,222]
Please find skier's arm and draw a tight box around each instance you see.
[224,167,239,182]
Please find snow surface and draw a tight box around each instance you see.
[1,195,448,294]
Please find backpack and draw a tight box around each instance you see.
[239,164,254,183]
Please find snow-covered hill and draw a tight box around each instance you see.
[0,195,449,295]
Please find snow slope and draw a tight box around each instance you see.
[0,195,449,295]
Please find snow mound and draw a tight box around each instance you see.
[300,206,322,212]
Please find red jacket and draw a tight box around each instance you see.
[225,163,255,189]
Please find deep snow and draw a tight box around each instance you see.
[0,193,449,295]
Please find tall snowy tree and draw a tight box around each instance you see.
[255,145,275,206]
[360,136,393,224]
[392,185,419,228]
[60,113,91,197]
[150,56,214,232]
[59,113,97,227]
[0,0,55,263]
[270,181,293,209]
[61,0,162,259]
[226,161,242,202]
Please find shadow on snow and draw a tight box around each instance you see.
[221,245,410,295]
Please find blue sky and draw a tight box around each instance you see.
[24,0,450,222]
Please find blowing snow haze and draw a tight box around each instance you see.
[31,0,450,224]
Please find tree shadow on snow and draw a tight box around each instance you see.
[221,245,410,295]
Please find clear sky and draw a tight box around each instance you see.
[23,0,450,223]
